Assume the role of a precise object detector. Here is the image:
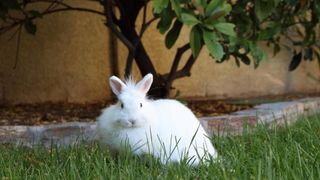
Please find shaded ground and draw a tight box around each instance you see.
[0,93,318,126]
[0,102,108,126]
[0,100,252,126]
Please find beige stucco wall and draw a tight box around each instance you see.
[0,2,111,104]
[0,2,319,104]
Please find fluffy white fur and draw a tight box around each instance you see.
[97,73,217,165]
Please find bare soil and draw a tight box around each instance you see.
[0,93,317,126]
[0,100,253,126]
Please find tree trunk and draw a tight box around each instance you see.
[134,42,170,98]
[114,0,170,98]
[120,26,169,98]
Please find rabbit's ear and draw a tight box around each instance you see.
[137,73,153,94]
[109,76,126,96]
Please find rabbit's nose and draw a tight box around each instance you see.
[129,119,136,125]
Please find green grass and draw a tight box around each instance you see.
[1,114,320,179]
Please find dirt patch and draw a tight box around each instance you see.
[187,100,252,117]
[1,93,318,126]
[0,103,108,126]
[0,100,252,126]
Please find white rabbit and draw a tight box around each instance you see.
[97,73,217,166]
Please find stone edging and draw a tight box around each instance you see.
[1,98,320,146]
[200,98,320,135]
[0,122,96,147]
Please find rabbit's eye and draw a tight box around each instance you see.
[140,103,143,108]
[121,103,124,109]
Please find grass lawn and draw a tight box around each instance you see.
[1,114,320,179]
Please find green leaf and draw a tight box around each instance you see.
[257,23,281,40]
[190,25,202,58]
[238,54,251,65]
[249,42,266,66]
[204,9,227,24]
[165,19,183,49]
[258,30,274,40]
[203,30,224,61]
[153,0,169,14]
[222,3,232,14]
[204,3,231,24]
[193,0,206,15]
[214,23,236,36]
[29,10,43,18]
[255,0,278,21]
[217,54,228,63]
[170,0,182,18]
[24,21,37,35]
[181,12,200,26]
[157,8,175,34]
[205,0,223,17]
[194,0,207,7]
[206,2,231,19]
[303,48,313,61]
[289,51,302,71]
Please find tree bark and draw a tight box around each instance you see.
[112,0,170,98]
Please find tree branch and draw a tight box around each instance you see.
[103,0,139,77]
[138,1,159,38]
[109,23,120,77]
[166,54,197,81]
[42,0,61,11]
[0,6,105,35]
[124,51,135,77]
[113,0,125,17]
[103,0,135,51]
[163,43,190,82]
[138,1,148,38]
[20,0,105,15]
[44,5,105,16]
[139,16,158,38]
